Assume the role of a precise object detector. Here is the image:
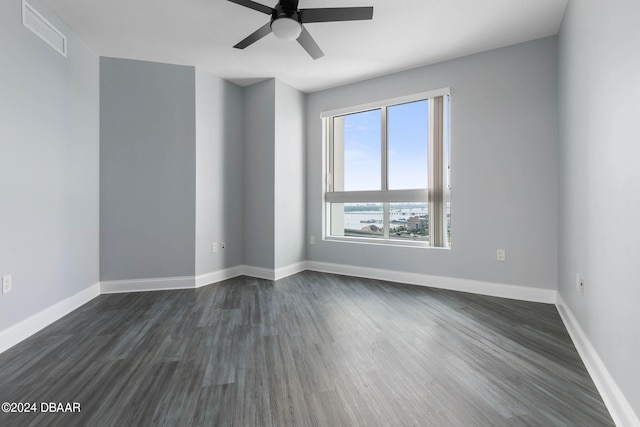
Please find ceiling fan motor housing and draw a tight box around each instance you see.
[272,3,300,22]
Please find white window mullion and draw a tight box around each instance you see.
[381,106,389,235]
[383,202,390,239]
[381,106,388,191]
[325,189,429,204]
[327,117,334,192]
[332,116,345,192]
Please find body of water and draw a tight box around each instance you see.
[343,207,428,231]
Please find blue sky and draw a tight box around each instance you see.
[342,100,429,191]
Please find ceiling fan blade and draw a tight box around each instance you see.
[227,0,273,15]
[297,26,324,60]
[299,7,374,23]
[234,22,272,49]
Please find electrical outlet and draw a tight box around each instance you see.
[310,235,315,245]
[211,242,218,253]
[221,242,226,250]
[2,275,12,294]
[576,273,584,295]
[496,249,506,261]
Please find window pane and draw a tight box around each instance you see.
[388,100,428,190]
[331,203,384,238]
[334,109,381,191]
[389,202,429,242]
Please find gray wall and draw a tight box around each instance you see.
[195,69,244,276]
[100,58,196,280]
[306,37,559,290]
[0,0,99,330]
[274,80,306,269]
[558,0,640,415]
[243,80,276,270]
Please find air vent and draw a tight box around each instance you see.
[22,0,67,57]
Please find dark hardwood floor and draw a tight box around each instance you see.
[0,271,614,426]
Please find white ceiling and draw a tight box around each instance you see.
[41,0,568,93]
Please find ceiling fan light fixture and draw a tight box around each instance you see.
[271,17,302,41]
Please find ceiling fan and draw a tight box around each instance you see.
[228,0,374,60]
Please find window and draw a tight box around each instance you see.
[323,89,451,247]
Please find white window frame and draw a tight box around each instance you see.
[322,88,451,248]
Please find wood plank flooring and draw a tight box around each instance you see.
[0,271,614,426]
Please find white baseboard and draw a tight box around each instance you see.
[306,261,557,304]
[195,266,244,288]
[556,294,640,427]
[0,282,100,354]
[242,262,308,281]
[242,265,276,281]
[101,275,195,293]
[101,266,248,294]
[99,262,555,304]
[274,261,307,280]
[100,262,308,293]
